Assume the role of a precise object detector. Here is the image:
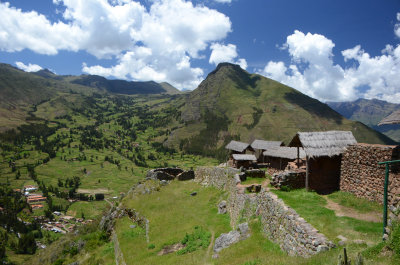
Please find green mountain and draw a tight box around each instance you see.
[166,63,395,159]
[328,99,400,142]
[68,74,180,95]
[0,63,180,131]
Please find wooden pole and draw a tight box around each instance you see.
[306,156,309,191]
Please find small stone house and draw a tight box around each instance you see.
[250,139,283,163]
[232,154,257,169]
[289,131,357,193]
[263,147,306,170]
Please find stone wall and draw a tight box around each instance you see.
[194,166,239,190]
[340,143,400,205]
[257,190,335,257]
[195,166,334,257]
[270,171,306,190]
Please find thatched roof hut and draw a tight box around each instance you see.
[263,147,306,160]
[379,110,400,125]
[232,154,257,161]
[250,140,283,150]
[288,131,357,193]
[231,154,257,169]
[225,140,250,153]
[288,131,357,158]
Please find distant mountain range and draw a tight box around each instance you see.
[0,62,395,154]
[327,99,400,142]
[0,63,180,131]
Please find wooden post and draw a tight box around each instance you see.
[305,156,309,191]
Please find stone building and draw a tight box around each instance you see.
[263,147,305,170]
[250,139,283,163]
[231,154,257,169]
[289,131,357,193]
[340,143,400,205]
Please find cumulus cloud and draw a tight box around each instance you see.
[0,0,233,89]
[15,62,43,72]
[209,43,247,69]
[395,13,400,38]
[259,28,400,103]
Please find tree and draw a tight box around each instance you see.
[17,232,37,254]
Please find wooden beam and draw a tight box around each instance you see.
[306,156,309,191]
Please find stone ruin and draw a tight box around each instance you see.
[146,167,195,181]
[271,171,306,190]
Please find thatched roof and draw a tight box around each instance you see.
[225,140,249,152]
[378,110,400,125]
[288,131,357,158]
[250,139,283,150]
[232,154,257,161]
[263,147,306,160]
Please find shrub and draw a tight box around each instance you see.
[177,226,211,255]
[147,243,155,249]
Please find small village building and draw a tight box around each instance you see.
[289,131,357,193]
[263,147,306,170]
[225,140,250,155]
[250,140,283,163]
[231,154,257,169]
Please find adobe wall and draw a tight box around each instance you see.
[195,166,334,257]
[340,143,400,205]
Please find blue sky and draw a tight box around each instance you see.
[1,0,400,102]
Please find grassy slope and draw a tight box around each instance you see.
[272,189,396,264]
[169,64,394,156]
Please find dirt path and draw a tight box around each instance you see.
[204,231,215,264]
[324,197,382,223]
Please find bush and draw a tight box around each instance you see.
[177,226,211,255]
[148,243,155,249]
[95,193,105,200]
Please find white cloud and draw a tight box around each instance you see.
[209,43,247,69]
[0,0,233,90]
[214,0,232,3]
[15,61,43,72]
[259,28,400,103]
[395,12,400,38]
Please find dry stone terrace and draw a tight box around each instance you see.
[194,166,335,257]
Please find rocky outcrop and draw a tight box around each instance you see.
[271,171,306,190]
[214,223,250,253]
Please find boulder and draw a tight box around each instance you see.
[147,170,175,181]
[214,222,250,253]
[218,201,227,214]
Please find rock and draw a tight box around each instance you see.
[353,239,366,245]
[383,233,389,241]
[338,241,346,246]
[316,245,329,253]
[212,254,219,259]
[177,170,195,181]
[238,222,250,240]
[190,192,197,196]
[214,230,240,253]
[130,225,136,229]
[218,200,227,214]
[160,180,168,186]
[213,222,250,253]
[336,235,347,242]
